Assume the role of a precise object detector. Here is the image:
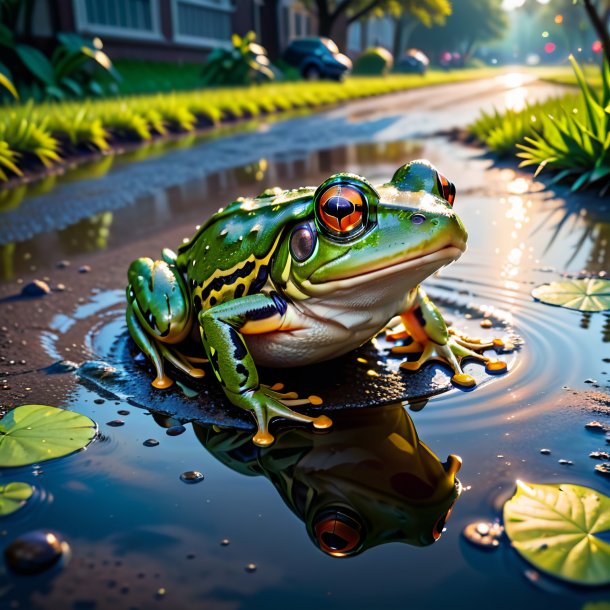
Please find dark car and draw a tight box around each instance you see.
[282,37,352,80]
[394,49,430,75]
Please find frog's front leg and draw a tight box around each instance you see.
[199,292,332,447]
[126,250,205,389]
[394,287,507,388]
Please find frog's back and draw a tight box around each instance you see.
[177,188,314,313]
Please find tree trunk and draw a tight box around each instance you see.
[393,16,418,57]
[582,0,610,65]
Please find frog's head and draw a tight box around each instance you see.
[273,160,467,299]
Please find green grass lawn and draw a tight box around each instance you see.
[0,68,501,184]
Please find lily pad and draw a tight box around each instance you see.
[0,482,33,516]
[531,278,610,312]
[503,481,610,585]
[0,405,97,467]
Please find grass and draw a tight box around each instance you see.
[468,58,610,194]
[0,68,499,184]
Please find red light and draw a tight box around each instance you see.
[592,40,603,53]
[544,42,556,53]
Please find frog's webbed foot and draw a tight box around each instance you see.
[393,334,507,388]
[229,385,332,447]
[390,288,513,388]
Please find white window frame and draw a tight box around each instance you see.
[170,0,233,49]
[72,0,163,41]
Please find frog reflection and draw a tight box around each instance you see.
[193,404,461,557]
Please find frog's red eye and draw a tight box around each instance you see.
[436,172,456,206]
[317,184,366,238]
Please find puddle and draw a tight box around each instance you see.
[1,117,610,607]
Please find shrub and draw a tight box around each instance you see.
[353,48,394,76]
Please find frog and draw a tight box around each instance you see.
[126,159,508,447]
[193,403,462,556]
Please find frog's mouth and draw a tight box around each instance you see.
[302,245,463,296]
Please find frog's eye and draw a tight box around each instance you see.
[316,183,366,238]
[313,508,363,557]
[436,172,456,206]
[290,223,317,262]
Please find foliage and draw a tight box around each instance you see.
[504,481,610,586]
[353,48,394,76]
[0,68,498,182]
[0,482,33,516]
[517,56,610,194]
[531,278,610,312]
[201,32,274,87]
[0,404,97,467]
[111,60,202,95]
[0,2,119,101]
[411,0,507,60]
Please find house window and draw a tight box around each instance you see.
[171,0,233,48]
[73,0,162,40]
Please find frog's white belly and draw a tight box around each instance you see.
[245,282,414,367]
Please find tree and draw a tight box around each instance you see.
[307,0,449,40]
[410,0,508,61]
[392,0,451,58]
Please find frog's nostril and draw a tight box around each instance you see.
[430,218,439,227]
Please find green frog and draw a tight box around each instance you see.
[126,160,507,446]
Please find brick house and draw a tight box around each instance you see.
[28,0,321,61]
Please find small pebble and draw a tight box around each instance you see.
[56,260,70,269]
[220,539,230,546]
[117,410,130,416]
[106,420,124,427]
[78,265,91,274]
[143,439,159,447]
[585,421,606,432]
[21,280,51,297]
[539,448,551,455]
[480,319,493,328]
[462,521,504,549]
[94,399,105,405]
[590,451,610,460]
[4,530,70,574]
[55,283,66,292]
[558,459,573,465]
[594,463,610,476]
[180,471,204,484]
[585,378,597,384]
[166,425,186,437]
[244,563,257,573]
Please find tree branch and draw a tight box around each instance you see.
[346,0,383,25]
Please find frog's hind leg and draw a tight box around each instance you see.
[126,298,172,389]
[126,255,201,389]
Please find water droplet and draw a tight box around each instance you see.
[220,539,230,546]
[155,587,167,598]
[539,448,551,455]
[117,410,130,416]
[462,521,503,549]
[180,471,204,484]
[94,398,105,405]
[143,439,159,447]
[106,420,124,427]
[166,425,186,437]
[5,530,70,574]
[590,450,610,460]
[558,459,573,465]
[244,563,257,573]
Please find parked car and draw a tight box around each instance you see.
[282,37,352,80]
[394,49,429,75]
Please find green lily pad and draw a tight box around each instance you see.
[503,481,610,585]
[531,278,610,312]
[0,404,97,467]
[0,482,33,516]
